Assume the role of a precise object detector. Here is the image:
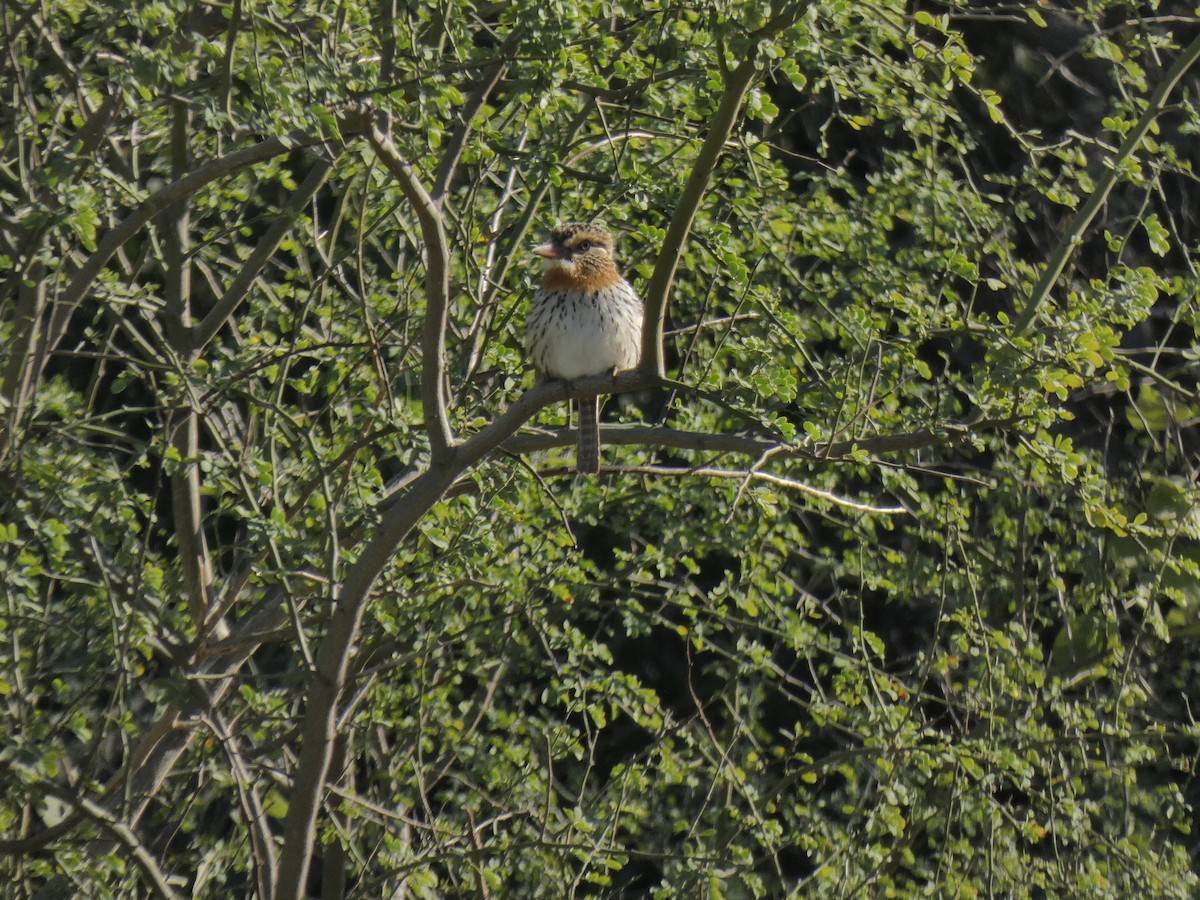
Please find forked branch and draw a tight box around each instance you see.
[271,367,658,900]
[192,158,334,352]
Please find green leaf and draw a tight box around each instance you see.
[1143,213,1170,256]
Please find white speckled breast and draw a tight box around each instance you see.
[525,280,644,380]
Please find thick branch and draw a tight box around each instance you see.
[272,466,453,899]
[367,126,454,459]
[1012,32,1200,336]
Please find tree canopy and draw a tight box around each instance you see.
[3,0,1200,897]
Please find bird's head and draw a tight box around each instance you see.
[534,222,621,290]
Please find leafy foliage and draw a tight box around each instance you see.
[3,0,1200,897]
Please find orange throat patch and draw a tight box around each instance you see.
[541,266,623,293]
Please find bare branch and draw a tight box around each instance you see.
[611,465,908,514]
[367,125,455,460]
[500,421,982,460]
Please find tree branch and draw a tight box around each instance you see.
[0,256,47,464]
[22,598,295,870]
[18,127,351,853]
[500,421,982,460]
[205,711,279,898]
[1,89,122,462]
[38,120,360,390]
[430,28,522,203]
[367,126,455,460]
[1,761,182,900]
[192,157,334,352]
[272,371,658,900]
[1011,31,1200,336]
[163,101,213,627]
[640,54,761,377]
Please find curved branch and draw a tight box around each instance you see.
[636,8,808,377]
[367,126,454,460]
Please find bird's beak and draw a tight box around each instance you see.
[533,243,560,259]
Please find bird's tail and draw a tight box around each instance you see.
[577,395,601,475]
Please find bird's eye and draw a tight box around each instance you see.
[577,240,591,251]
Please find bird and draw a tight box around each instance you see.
[525,222,644,474]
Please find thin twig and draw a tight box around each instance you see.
[500,420,985,460]
[727,446,786,521]
[508,452,578,546]
[564,464,908,514]
[564,130,656,166]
